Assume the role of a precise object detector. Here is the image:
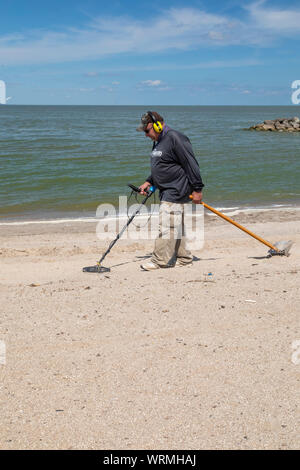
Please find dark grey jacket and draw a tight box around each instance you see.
[146,127,204,203]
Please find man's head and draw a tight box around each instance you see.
[136,111,164,141]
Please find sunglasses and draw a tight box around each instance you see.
[144,126,152,134]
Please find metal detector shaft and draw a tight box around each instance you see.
[97,188,154,266]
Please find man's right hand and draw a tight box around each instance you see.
[139,181,151,195]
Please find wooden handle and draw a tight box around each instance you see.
[189,196,277,252]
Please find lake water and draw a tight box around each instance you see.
[0,105,299,221]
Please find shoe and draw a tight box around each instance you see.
[140,262,160,271]
[175,261,193,268]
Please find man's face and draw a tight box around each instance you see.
[144,123,159,141]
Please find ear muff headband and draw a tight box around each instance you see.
[147,111,163,134]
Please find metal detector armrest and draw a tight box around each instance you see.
[128,183,141,193]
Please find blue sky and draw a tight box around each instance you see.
[1,0,300,105]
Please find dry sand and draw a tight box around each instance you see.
[0,208,299,450]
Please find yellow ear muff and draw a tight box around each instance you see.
[153,121,163,133]
[147,111,163,133]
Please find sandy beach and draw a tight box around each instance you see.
[0,207,299,450]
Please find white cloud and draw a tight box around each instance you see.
[0,33,25,44]
[99,85,116,93]
[208,31,224,41]
[137,80,171,92]
[141,80,162,87]
[246,0,300,33]
[1,4,300,66]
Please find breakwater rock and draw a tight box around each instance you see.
[248,116,300,132]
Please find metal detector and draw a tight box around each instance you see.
[83,184,156,273]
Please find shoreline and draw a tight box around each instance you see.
[1,202,300,227]
[1,204,299,254]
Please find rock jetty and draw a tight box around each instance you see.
[249,116,300,132]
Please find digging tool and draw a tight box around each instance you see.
[189,197,293,257]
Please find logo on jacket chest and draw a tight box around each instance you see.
[151,149,163,158]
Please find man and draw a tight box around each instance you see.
[137,110,204,271]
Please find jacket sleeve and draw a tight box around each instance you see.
[172,133,204,191]
[146,175,154,185]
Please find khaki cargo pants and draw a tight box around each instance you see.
[151,201,193,267]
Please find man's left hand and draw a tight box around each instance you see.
[191,191,203,204]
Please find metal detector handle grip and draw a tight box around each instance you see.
[128,183,156,196]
